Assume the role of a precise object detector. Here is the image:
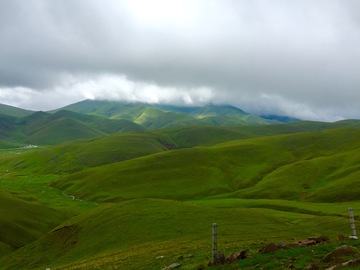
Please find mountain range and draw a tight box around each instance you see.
[0,100,298,147]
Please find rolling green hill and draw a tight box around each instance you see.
[0,131,177,174]
[26,118,106,145]
[0,189,65,259]
[59,100,283,128]
[0,115,18,148]
[0,109,146,147]
[1,102,360,270]
[51,128,360,203]
[0,104,33,118]
[3,121,360,175]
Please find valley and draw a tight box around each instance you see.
[0,101,359,269]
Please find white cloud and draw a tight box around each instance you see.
[0,0,359,120]
[1,74,215,111]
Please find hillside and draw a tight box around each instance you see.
[0,189,65,258]
[4,120,360,175]
[0,104,33,118]
[1,132,175,173]
[0,115,18,147]
[50,128,360,202]
[0,105,359,269]
[59,99,284,127]
[0,109,145,147]
[1,198,357,270]
[2,98,288,146]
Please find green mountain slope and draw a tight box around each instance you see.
[53,128,360,202]
[26,118,106,145]
[59,100,283,128]
[117,106,199,129]
[0,189,64,258]
[49,110,146,134]
[0,115,19,148]
[0,124,298,174]
[20,110,145,137]
[0,109,146,147]
[1,131,176,174]
[0,122,337,174]
[0,104,33,118]
[4,122,360,174]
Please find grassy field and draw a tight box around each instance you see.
[0,123,359,269]
[1,198,358,270]
[48,128,360,203]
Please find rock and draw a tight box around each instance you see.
[322,245,358,262]
[185,254,194,258]
[162,263,181,270]
[226,249,248,262]
[260,243,279,253]
[307,236,329,243]
[296,239,317,246]
[324,258,360,270]
[156,256,165,260]
[342,258,360,267]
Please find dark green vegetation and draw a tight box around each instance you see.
[0,101,359,269]
[1,100,295,147]
[0,108,145,147]
[0,104,32,118]
[59,99,287,127]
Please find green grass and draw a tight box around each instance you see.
[0,131,176,174]
[227,241,360,270]
[26,118,106,145]
[1,108,146,147]
[0,188,67,258]
[0,104,32,118]
[51,128,360,203]
[0,148,39,157]
[188,198,360,217]
[0,198,357,270]
[0,168,98,265]
[1,122,360,269]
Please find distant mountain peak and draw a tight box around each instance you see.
[192,103,248,116]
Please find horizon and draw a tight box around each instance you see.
[0,98,292,117]
[4,98,358,123]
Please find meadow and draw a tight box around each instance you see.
[0,111,359,269]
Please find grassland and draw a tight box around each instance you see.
[1,198,358,270]
[48,128,360,203]
[0,121,359,269]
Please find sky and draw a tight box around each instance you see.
[0,0,359,121]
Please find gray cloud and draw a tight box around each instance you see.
[0,0,359,120]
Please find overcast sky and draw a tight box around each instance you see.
[1,0,359,121]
